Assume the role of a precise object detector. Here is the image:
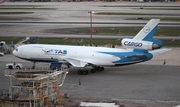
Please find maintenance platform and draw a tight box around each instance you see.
[2,66,68,107]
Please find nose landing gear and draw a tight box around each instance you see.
[32,62,36,69]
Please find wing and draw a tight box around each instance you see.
[63,58,88,67]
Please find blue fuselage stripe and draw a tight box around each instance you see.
[97,51,153,65]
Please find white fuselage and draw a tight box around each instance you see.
[13,44,151,67]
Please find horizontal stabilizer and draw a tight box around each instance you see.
[125,54,145,58]
[149,48,171,56]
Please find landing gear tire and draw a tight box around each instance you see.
[32,62,36,69]
[32,66,35,69]
[90,69,96,73]
[78,70,83,75]
[95,66,104,71]
[99,67,104,71]
[83,70,88,75]
[78,70,88,75]
[16,66,20,69]
[90,66,104,73]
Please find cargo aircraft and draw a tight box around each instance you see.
[13,19,170,75]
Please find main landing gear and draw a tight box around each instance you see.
[78,70,89,75]
[77,66,104,75]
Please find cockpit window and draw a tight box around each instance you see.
[16,48,18,51]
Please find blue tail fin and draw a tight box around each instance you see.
[133,19,162,45]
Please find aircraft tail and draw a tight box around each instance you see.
[121,19,162,51]
[133,19,162,45]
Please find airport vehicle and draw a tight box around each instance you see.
[0,52,4,56]
[6,63,23,69]
[13,19,169,74]
[0,41,5,56]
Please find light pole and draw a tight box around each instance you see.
[88,11,94,46]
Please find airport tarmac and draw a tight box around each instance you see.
[0,48,180,106]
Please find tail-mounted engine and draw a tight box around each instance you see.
[121,39,161,50]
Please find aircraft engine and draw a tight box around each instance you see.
[121,39,161,50]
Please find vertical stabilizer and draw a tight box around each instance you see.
[133,19,160,40]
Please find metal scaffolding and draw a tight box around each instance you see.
[3,67,68,107]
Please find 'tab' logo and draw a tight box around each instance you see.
[54,49,67,55]
[42,49,67,55]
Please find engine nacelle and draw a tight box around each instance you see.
[121,39,161,50]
